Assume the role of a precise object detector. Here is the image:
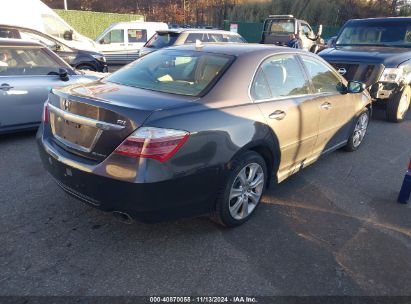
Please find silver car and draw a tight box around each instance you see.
[0,39,99,134]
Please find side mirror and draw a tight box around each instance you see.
[317,25,323,37]
[59,68,69,81]
[347,81,366,93]
[63,30,73,41]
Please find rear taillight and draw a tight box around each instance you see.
[114,127,189,163]
[42,101,49,124]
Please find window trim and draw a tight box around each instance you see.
[248,52,313,103]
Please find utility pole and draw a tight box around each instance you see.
[64,0,68,10]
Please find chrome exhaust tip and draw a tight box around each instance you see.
[112,211,133,224]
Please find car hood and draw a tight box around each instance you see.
[319,46,411,68]
[57,80,197,111]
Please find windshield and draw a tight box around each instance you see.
[336,21,411,47]
[106,50,234,96]
[145,32,179,49]
[42,14,72,38]
[265,19,295,35]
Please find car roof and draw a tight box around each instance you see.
[348,17,411,23]
[0,38,44,47]
[158,29,240,35]
[162,43,304,56]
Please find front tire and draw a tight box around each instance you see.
[344,110,369,152]
[211,151,267,227]
[386,85,411,123]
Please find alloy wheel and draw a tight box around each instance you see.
[229,163,265,220]
[352,112,369,148]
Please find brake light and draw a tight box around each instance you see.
[408,159,411,171]
[42,101,49,124]
[114,127,190,163]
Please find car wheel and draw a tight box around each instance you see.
[344,110,369,152]
[386,85,411,123]
[76,64,97,72]
[211,151,267,227]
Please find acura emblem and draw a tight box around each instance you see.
[337,68,347,76]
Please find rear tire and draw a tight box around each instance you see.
[344,110,369,152]
[386,85,411,123]
[211,151,267,227]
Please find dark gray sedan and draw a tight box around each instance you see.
[0,39,99,134]
[37,44,371,226]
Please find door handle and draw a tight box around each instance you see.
[0,83,13,91]
[269,110,286,120]
[321,102,332,110]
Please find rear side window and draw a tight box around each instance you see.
[251,54,310,101]
[106,49,234,96]
[145,32,179,48]
[208,34,246,43]
[301,56,342,94]
[128,29,147,43]
[0,47,63,76]
[186,33,207,43]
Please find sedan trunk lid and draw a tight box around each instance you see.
[47,81,196,161]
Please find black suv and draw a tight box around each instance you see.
[0,25,108,73]
[320,18,411,122]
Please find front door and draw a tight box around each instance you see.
[300,23,316,51]
[299,54,358,155]
[97,29,127,63]
[250,54,320,181]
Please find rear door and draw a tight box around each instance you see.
[126,28,147,62]
[251,54,320,180]
[299,54,357,155]
[0,46,76,131]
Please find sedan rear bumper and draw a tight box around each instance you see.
[37,131,223,223]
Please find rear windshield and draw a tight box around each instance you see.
[106,50,234,96]
[264,19,295,35]
[337,20,411,47]
[145,32,179,49]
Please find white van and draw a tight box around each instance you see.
[95,21,168,64]
[0,0,98,52]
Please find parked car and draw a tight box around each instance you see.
[0,39,100,134]
[95,21,169,64]
[0,0,98,52]
[319,17,411,122]
[260,15,325,53]
[0,25,108,72]
[138,29,246,57]
[37,44,371,226]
